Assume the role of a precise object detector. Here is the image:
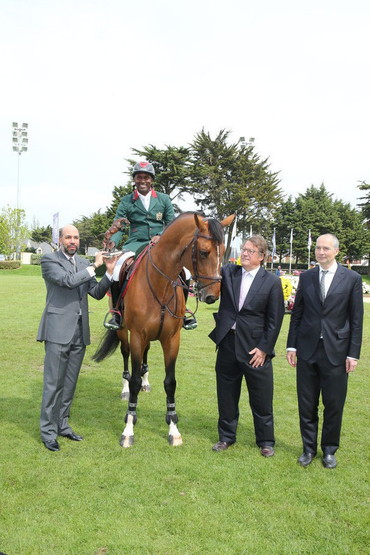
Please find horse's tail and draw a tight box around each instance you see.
[92,329,120,363]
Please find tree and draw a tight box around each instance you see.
[0,206,29,257]
[73,211,111,254]
[188,129,283,261]
[31,223,53,244]
[277,184,370,265]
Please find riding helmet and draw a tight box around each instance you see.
[132,161,155,179]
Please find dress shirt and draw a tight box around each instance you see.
[138,191,151,211]
[318,261,337,298]
[232,266,259,329]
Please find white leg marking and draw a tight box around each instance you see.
[168,420,183,446]
[120,414,135,448]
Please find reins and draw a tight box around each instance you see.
[145,228,222,339]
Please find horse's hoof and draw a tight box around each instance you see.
[120,434,134,448]
[169,434,183,446]
[121,392,129,401]
[141,385,151,392]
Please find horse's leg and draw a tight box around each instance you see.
[120,333,144,448]
[140,344,151,392]
[162,331,183,446]
[118,329,130,400]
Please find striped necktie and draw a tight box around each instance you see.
[320,270,328,301]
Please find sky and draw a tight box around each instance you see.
[1,0,369,229]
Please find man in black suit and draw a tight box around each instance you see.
[286,233,363,469]
[209,235,284,456]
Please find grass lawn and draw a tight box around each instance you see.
[0,265,369,554]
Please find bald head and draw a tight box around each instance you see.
[59,225,80,256]
[315,233,339,269]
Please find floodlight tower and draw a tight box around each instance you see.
[12,122,29,209]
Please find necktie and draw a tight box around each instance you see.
[320,270,328,301]
[239,271,250,310]
[69,257,76,272]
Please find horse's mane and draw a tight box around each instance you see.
[166,212,225,244]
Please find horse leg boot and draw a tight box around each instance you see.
[104,281,123,330]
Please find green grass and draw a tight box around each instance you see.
[0,266,369,554]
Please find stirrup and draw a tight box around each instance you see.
[183,316,198,330]
[103,309,122,330]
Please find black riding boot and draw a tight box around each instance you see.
[182,278,197,330]
[104,281,123,330]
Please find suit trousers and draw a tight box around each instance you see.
[40,318,86,441]
[297,340,348,455]
[215,331,274,446]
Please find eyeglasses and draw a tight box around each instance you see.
[241,248,259,255]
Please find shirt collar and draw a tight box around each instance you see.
[318,261,337,274]
[242,266,259,278]
[133,188,158,200]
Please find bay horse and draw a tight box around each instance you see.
[93,212,235,447]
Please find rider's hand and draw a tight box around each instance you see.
[103,239,116,251]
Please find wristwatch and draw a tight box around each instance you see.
[89,262,97,270]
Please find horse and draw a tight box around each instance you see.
[93,211,235,447]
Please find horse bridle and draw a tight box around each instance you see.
[145,228,223,330]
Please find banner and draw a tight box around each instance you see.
[290,228,293,244]
[307,229,312,249]
[52,212,59,245]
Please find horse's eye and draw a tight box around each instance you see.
[199,250,209,259]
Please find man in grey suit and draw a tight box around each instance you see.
[37,225,117,451]
[209,235,284,456]
[287,233,363,469]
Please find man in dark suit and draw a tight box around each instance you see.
[37,225,117,452]
[286,233,363,469]
[209,235,284,456]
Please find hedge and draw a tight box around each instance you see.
[0,261,21,270]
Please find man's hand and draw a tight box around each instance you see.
[345,358,358,373]
[248,347,267,368]
[286,351,297,367]
[103,253,118,276]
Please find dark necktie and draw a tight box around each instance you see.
[320,270,328,301]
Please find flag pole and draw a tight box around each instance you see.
[289,228,293,274]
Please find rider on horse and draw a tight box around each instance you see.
[103,161,197,331]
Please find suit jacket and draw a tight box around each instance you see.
[286,265,363,365]
[37,250,112,345]
[110,189,175,252]
[209,264,285,364]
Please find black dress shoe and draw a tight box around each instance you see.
[260,446,275,457]
[298,452,315,467]
[212,441,235,452]
[60,431,83,441]
[322,453,337,469]
[43,439,60,452]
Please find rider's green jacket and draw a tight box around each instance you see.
[110,188,175,253]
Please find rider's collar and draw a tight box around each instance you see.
[133,188,158,200]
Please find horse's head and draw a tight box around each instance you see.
[191,213,235,304]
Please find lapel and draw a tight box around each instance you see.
[244,266,265,306]
[132,190,148,215]
[324,264,345,302]
[310,266,321,304]
[231,265,243,310]
[57,250,74,274]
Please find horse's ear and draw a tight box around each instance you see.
[220,214,236,228]
[194,213,208,233]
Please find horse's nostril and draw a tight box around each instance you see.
[205,295,217,305]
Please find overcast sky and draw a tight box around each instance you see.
[1,0,369,229]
